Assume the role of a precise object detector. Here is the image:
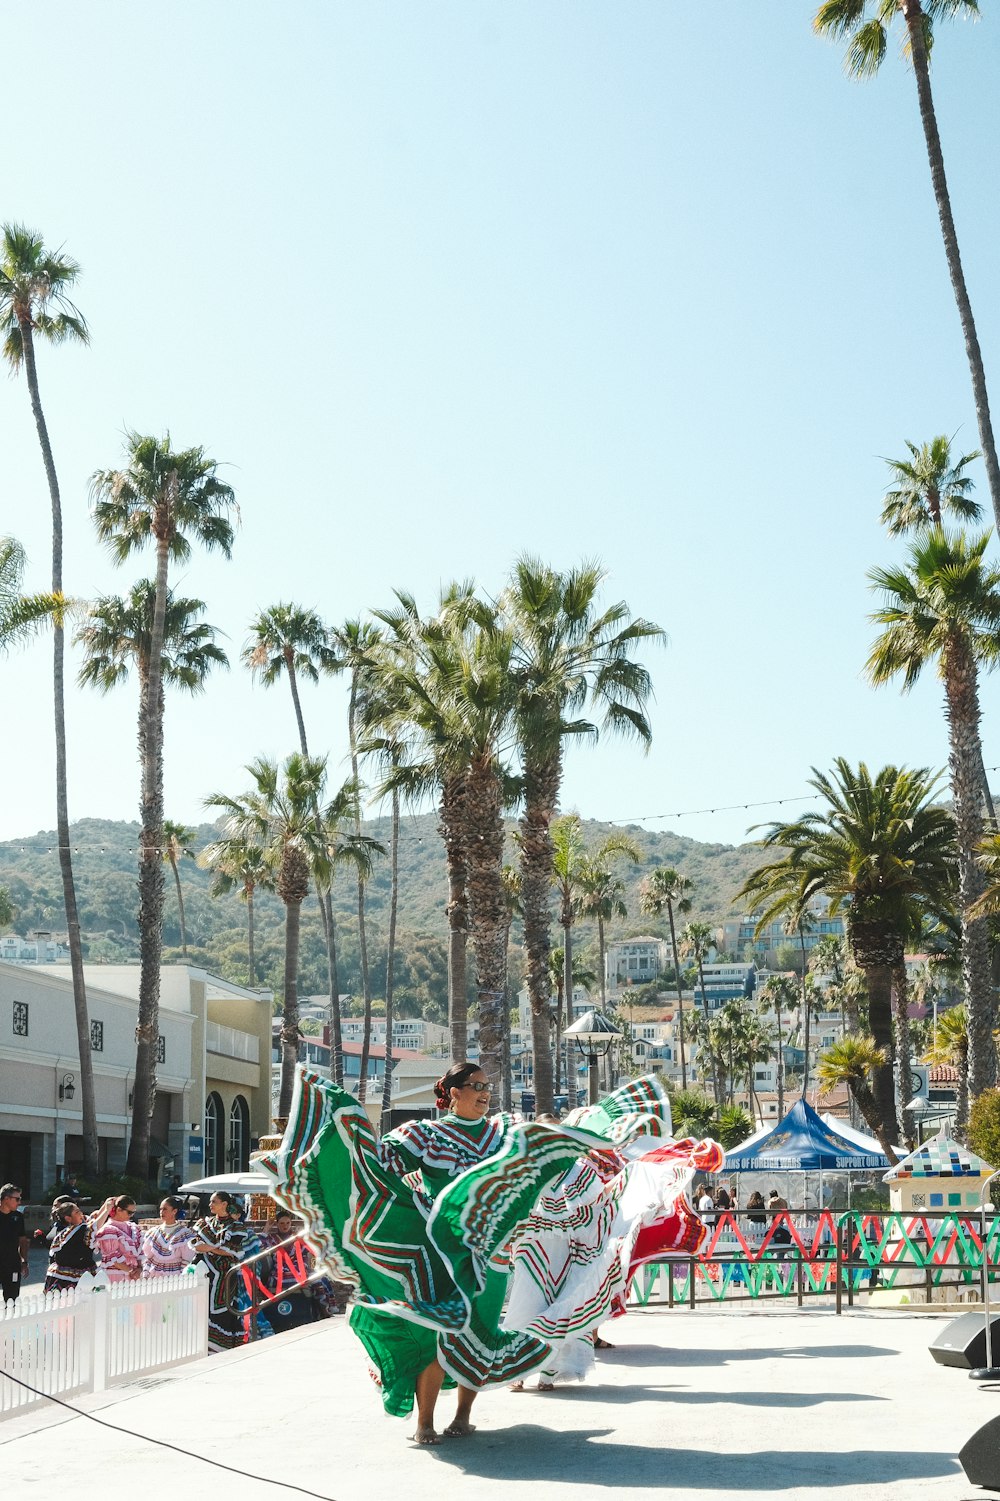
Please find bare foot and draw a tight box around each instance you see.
[444,1419,476,1437]
[510,1380,524,1392]
[412,1425,440,1445]
[537,1380,555,1391]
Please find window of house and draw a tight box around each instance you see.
[12,1001,28,1037]
[91,1020,104,1051]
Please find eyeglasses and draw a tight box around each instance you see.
[464,1081,492,1094]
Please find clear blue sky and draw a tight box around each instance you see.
[2,2,998,849]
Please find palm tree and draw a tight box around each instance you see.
[867,529,1000,1099]
[329,619,386,1101]
[923,1002,969,1132]
[682,920,721,1112]
[91,434,236,1175]
[200,833,274,986]
[0,224,95,1175]
[548,945,597,1093]
[881,436,982,535]
[0,537,61,652]
[818,1037,896,1160]
[0,888,15,931]
[504,557,663,1113]
[737,759,957,1150]
[759,974,796,1119]
[243,603,344,1080]
[576,853,638,1007]
[319,777,386,1104]
[76,583,227,967]
[206,754,330,1117]
[814,1,1000,532]
[786,909,816,1100]
[161,821,196,955]
[639,867,693,1088]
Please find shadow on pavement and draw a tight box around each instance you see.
[534,1386,884,1408]
[595,1344,896,1367]
[429,1428,959,1488]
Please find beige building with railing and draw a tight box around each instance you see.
[0,960,272,1195]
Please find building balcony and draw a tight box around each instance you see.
[206,1021,260,1064]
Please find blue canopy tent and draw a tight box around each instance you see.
[724,1098,890,1210]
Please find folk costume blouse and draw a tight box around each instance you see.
[94,1217,143,1281]
[141,1221,196,1277]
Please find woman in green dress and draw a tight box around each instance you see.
[264,1060,674,1442]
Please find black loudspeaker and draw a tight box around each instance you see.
[263,1290,314,1333]
[960,1414,1000,1492]
[929,1311,1000,1369]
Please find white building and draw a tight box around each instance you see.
[605,937,670,994]
[1,961,273,1197]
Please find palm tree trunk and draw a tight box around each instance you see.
[518,748,559,1115]
[440,774,469,1062]
[901,3,1000,531]
[775,993,785,1119]
[957,1035,970,1137]
[348,675,374,1106]
[18,317,98,1178]
[698,958,721,1113]
[325,892,343,1086]
[597,916,607,1006]
[850,1079,898,1165]
[465,758,506,1092]
[942,642,997,1098]
[666,899,687,1089]
[892,962,916,1148]
[278,895,302,1118]
[128,527,171,1179]
[501,912,514,1113]
[246,882,256,986]
[559,912,572,1095]
[170,853,188,955]
[799,929,811,1103]
[286,654,310,758]
[380,789,400,1126]
[857,953,898,1150]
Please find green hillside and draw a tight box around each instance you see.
[0,813,770,1016]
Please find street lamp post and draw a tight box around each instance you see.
[563,1009,623,1107]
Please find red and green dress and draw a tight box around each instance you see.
[262,1069,698,1419]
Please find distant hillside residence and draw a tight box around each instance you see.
[605,937,670,993]
[340,1016,449,1053]
[722,905,846,963]
[0,930,69,964]
[2,962,273,1197]
[696,961,756,1013]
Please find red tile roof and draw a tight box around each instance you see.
[928,1063,959,1084]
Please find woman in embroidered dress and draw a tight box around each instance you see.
[262,1061,683,1444]
[44,1200,101,1292]
[190,1191,253,1352]
[94,1195,143,1281]
[142,1195,196,1277]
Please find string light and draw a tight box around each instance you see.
[1,765,996,853]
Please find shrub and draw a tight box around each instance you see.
[968,1089,1000,1195]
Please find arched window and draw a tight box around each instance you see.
[204,1092,224,1175]
[228,1095,250,1171]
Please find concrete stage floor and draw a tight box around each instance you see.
[2,1306,996,1500]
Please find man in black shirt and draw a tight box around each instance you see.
[0,1183,29,1302]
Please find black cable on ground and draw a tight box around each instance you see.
[0,1369,338,1499]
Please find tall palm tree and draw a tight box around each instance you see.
[161,821,195,955]
[682,920,720,1110]
[576,852,638,1006]
[758,974,797,1119]
[737,759,957,1149]
[0,537,61,651]
[369,584,483,1062]
[639,867,693,1088]
[329,619,386,1100]
[319,777,386,1104]
[206,754,330,1116]
[77,582,227,985]
[818,1037,896,1160]
[91,436,236,1175]
[881,436,982,535]
[814,1,1000,531]
[0,224,96,1175]
[504,557,663,1113]
[867,529,1000,1098]
[242,603,344,1079]
[199,833,274,986]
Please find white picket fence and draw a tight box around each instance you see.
[0,1266,210,1417]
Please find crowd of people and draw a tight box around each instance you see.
[0,1181,337,1354]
